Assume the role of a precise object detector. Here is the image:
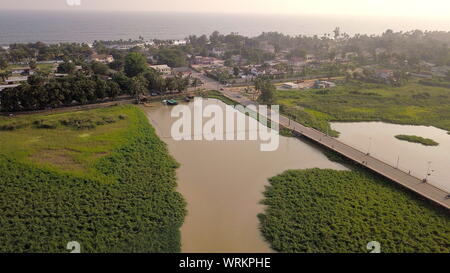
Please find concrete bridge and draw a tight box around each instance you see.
[217,87,450,211]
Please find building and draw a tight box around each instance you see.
[11,67,32,76]
[289,57,307,67]
[192,56,223,66]
[173,40,187,46]
[314,80,336,89]
[0,84,20,92]
[374,69,394,80]
[90,54,114,64]
[172,67,192,77]
[281,82,299,89]
[149,64,172,75]
[431,66,450,77]
[410,73,433,79]
[6,76,28,84]
[306,54,317,63]
[212,48,226,57]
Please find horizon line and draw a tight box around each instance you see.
[1,8,450,20]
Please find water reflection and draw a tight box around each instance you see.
[332,122,450,192]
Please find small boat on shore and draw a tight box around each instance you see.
[184,97,191,102]
[163,99,179,106]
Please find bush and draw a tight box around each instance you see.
[0,106,186,253]
[259,169,450,253]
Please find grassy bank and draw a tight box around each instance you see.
[0,105,186,253]
[259,167,450,253]
[276,81,450,134]
[395,135,439,146]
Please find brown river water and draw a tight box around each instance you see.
[332,122,450,193]
[142,99,345,253]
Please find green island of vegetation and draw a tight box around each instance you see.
[395,135,439,146]
[259,166,450,253]
[0,105,186,253]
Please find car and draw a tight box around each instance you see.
[151,93,158,96]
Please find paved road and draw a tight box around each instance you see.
[191,70,450,210]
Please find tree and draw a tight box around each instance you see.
[27,74,46,86]
[90,61,109,75]
[233,67,240,77]
[333,27,341,40]
[94,76,108,100]
[155,48,187,68]
[259,81,276,104]
[124,52,148,78]
[176,76,190,93]
[165,77,177,93]
[57,61,76,74]
[130,75,148,102]
[29,60,37,70]
[0,56,8,70]
[191,77,202,88]
[107,81,120,100]
[112,72,133,94]
[287,48,306,60]
[0,70,12,82]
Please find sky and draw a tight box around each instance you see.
[1,0,450,18]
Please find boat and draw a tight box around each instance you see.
[166,99,179,106]
[184,97,191,102]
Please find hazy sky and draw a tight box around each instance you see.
[1,0,450,17]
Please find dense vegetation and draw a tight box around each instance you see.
[0,74,122,111]
[0,105,186,252]
[259,168,450,253]
[0,52,192,112]
[395,135,439,146]
[188,30,450,66]
[276,81,450,134]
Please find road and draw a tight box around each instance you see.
[190,69,450,211]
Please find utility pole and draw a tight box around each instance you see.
[367,137,372,155]
[396,155,400,169]
[424,161,433,182]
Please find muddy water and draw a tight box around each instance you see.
[332,122,450,193]
[142,99,345,253]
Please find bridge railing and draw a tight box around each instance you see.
[286,118,448,193]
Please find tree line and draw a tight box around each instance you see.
[0,52,196,112]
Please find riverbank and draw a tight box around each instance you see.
[275,81,450,135]
[0,105,186,252]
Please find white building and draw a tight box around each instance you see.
[281,82,299,89]
[173,40,187,46]
[149,64,172,75]
[0,84,20,92]
[90,54,114,64]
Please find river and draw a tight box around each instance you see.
[332,122,450,193]
[142,99,345,253]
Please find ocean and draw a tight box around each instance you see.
[0,10,449,45]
